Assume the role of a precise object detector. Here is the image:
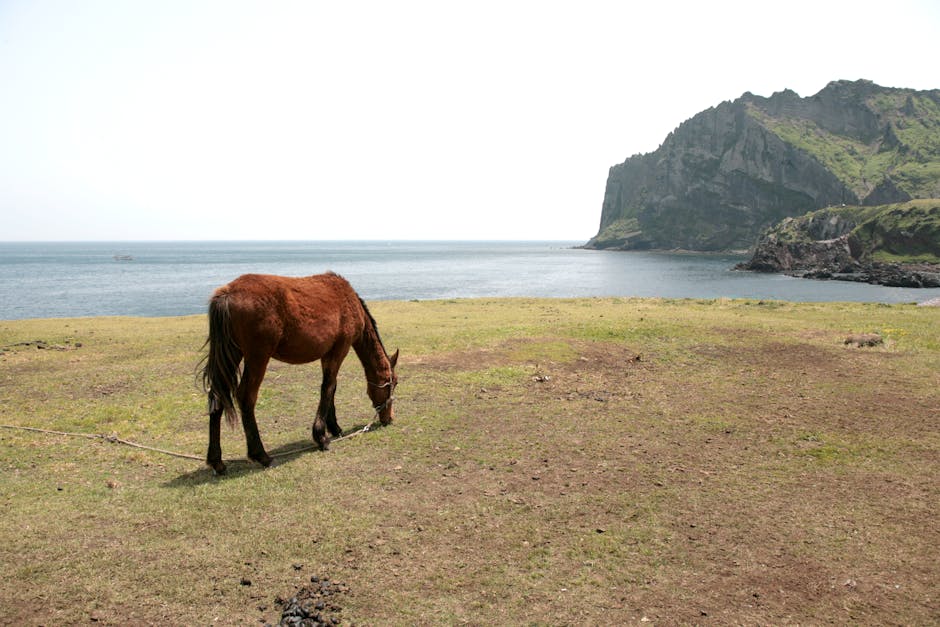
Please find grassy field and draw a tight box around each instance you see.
[1,298,938,625]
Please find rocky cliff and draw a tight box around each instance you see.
[584,80,940,251]
[736,200,940,287]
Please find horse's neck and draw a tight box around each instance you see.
[353,325,389,380]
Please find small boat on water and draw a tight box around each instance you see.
[113,254,134,261]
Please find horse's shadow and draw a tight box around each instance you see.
[163,422,376,488]
[162,439,313,487]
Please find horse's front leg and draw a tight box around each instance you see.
[313,357,343,450]
[239,355,272,467]
[206,404,226,475]
[324,399,342,438]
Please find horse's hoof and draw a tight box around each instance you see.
[250,452,272,468]
[316,438,331,452]
[208,460,227,475]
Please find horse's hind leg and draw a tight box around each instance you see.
[239,354,272,467]
[207,403,226,474]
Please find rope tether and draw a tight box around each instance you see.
[0,422,375,464]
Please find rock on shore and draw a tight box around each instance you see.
[737,201,940,287]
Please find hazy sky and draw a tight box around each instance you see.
[2,1,938,241]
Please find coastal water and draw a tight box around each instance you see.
[1,240,938,320]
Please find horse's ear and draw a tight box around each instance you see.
[389,348,399,368]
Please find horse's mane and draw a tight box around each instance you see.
[358,296,389,358]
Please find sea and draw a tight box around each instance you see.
[1,240,939,320]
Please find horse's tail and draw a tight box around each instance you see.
[200,293,241,429]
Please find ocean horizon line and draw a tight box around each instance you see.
[0,238,586,244]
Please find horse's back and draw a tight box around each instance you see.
[214,272,355,305]
[211,272,363,363]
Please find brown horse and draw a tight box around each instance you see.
[200,272,398,474]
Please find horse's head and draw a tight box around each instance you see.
[370,348,399,425]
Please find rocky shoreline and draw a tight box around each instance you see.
[780,261,940,288]
[736,234,940,287]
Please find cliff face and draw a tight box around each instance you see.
[585,80,940,251]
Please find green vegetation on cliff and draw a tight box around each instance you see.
[853,200,940,263]
[750,91,940,201]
